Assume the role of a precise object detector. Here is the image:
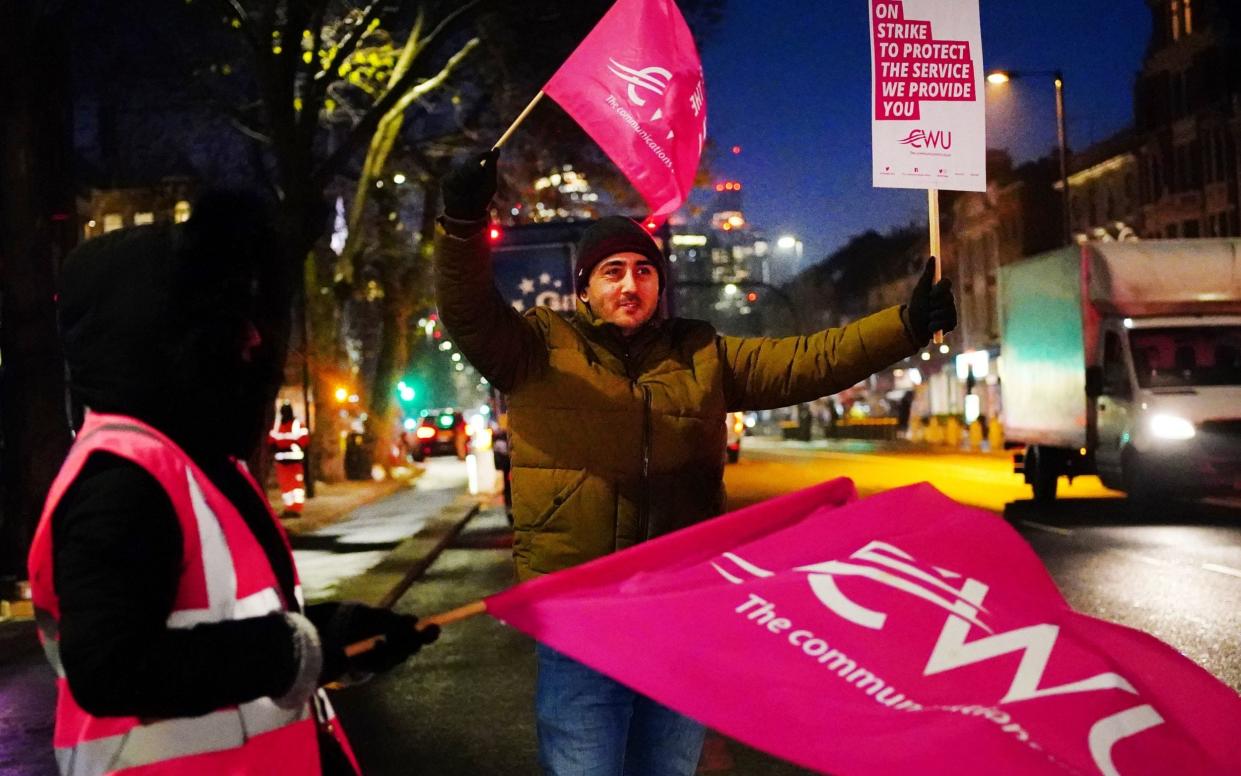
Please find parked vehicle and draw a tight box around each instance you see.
[409,409,469,461]
[999,240,1241,502]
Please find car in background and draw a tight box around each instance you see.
[726,411,746,463]
[409,409,469,461]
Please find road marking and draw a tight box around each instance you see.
[1017,520,1074,536]
[1202,563,1241,579]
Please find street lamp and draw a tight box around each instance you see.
[986,69,1072,245]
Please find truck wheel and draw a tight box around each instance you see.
[1027,445,1060,503]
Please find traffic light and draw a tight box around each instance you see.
[396,378,417,404]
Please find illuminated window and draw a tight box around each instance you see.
[102,213,123,233]
[133,211,154,225]
[1170,0,1181,40]
[1183,0,1192,35]
[173,200,191,223]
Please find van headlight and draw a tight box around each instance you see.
[1150,414,1195,441]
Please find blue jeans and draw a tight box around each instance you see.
[535,645,706,776]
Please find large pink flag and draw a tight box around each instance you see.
[543,0,707,220]
[486,480,1241,775]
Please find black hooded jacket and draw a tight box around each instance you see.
[51,192,309,718]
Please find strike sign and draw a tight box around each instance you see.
[870,0,986,192]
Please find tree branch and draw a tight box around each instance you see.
[316,0,383,82]
[230,115,273,144]
[389,7,426,88]
[226,0,250,27]
[418,0,481,56]
[312,35,481,188]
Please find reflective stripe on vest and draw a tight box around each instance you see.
[28,412,356,776]
[55,699,311,776]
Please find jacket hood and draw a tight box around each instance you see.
[58,190,280,459]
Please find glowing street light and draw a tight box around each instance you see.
[986,68,1071,245]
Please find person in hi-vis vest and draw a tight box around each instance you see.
[28,190,438,776]
[270,402,309,516]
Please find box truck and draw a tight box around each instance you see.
[998,240,1241,502]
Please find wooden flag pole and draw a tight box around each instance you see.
[492,90,545,152]
[928,188,944,346]
[344,600,488,658]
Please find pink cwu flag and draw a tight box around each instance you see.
[486,480,1241,775]
[543,0,707,221]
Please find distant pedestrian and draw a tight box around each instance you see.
[28,191,438,776]
[270,401,310,516]
[434,151,956,776]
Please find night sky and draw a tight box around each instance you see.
[700,0,1153,268]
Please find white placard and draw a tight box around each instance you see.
[870,0,986,192]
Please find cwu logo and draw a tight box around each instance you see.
[712,541,1166,776]
[608,58,672,108]
[898,129,953,149]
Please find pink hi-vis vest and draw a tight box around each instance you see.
[28,412,359,776]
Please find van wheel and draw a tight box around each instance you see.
[1122,448,1169,510]
[1027,445,1060,503]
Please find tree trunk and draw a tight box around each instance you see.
[305,244,347,484]
[0,1,75,580]
[368,258,413,473]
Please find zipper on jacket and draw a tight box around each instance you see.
[623,343,654,542]
[639,384,652,540]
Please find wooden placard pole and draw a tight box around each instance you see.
[344,600,489,658]
[491,90,545,152]
[928,188,944,346]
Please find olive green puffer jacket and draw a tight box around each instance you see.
[435,229,918,581]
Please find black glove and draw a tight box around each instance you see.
[906,257,957,345]
[441,149,500,222]
[309,602,440,684]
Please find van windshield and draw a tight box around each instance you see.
[1129,327,1241,388]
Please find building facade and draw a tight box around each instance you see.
[1134,0,1241,238]
[78,180,196,240]
[1066,131,1143,242]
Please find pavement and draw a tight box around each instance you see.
[0,457,486,776]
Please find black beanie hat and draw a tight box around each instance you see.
[574,216,668,294]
